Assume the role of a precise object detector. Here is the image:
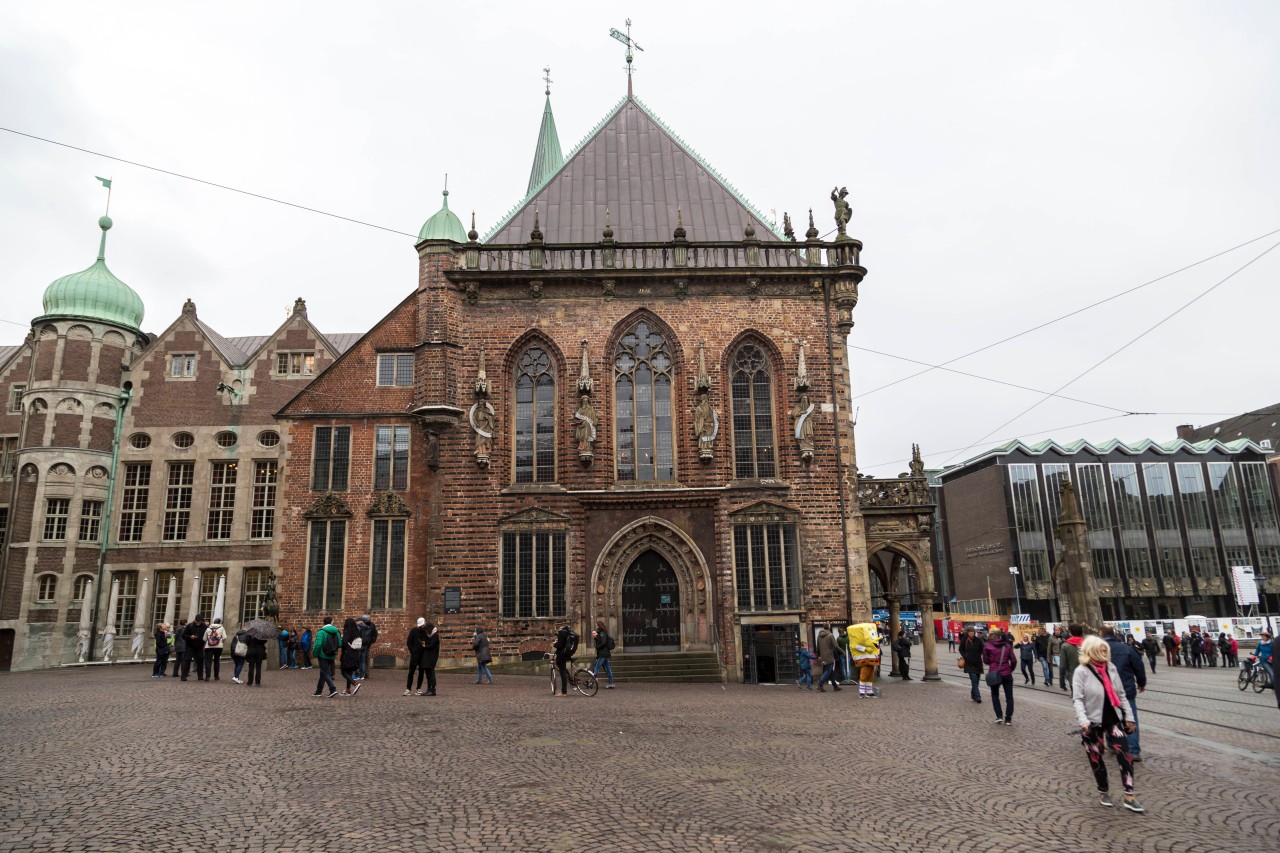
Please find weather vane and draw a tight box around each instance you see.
[609,18,644,95]
[542,65,553,96]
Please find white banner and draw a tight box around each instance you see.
[1231,565,1260,606]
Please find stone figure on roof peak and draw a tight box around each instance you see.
[831,186,851,235]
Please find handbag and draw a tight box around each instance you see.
[956,657,965,669]
[985,643,1009,686]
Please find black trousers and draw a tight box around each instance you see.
[897,654,910,678]
[246,658,262,685]
[555,658,570,693]
[203,649,222,680]
[422,666,437,693]
[153,653,169,676]
[406,655,425,690]
[181,647,204,679]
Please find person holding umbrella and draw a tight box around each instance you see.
[238,617,279,687]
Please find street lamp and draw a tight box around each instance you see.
[1009,565,1022,617]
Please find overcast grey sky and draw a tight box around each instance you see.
[2,1,1277,476]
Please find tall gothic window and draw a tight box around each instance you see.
[614,321,675,481]
[514,347,556,483]
[730,344,776,479]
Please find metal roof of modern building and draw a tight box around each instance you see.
[485,95,784,244]
[946,437,1269,474]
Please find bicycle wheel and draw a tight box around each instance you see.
[574,669,599,697]
[1254,669,1270,694]
[550,664,560,695]
[1238,668,1250,691]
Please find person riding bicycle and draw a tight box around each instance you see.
[1258,630,1274,689]
[553,623,578,696]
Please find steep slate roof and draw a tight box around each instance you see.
[0,345,19,366]
[485,96,784,244]
[1179,404,1280,454]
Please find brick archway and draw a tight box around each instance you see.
[589,516,713,652]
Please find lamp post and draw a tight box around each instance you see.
[1009,565,1022,617]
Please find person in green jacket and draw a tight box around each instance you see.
[311,617,341,697]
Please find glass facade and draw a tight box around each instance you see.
[1042,463,1072,556]
[1008,464,1050,582]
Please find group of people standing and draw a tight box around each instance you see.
[151,615,269,685]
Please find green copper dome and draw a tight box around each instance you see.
[418,188,467,243]
[39,216,144,330]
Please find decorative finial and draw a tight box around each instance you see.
[181,298,197,317]
[673,208,686,241]
[475,346,490,396]
[602,208,614,241]
[468,211,479,242]
[695,341,711,393]
[744,221,756,240]
[292,297,307,318]
[530,208,543,243]
[578,339,594,394]
[805,208,819,240]
[609,19,644,96]
[794,340,810,391]
[543,65,553,96]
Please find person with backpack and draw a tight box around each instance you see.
[311,617,341,697]
[180,615,207,682]
[589,619,614,689]
[203,617,227,681]
[243,629,267,686]
[230,628,250,684]
[552,623,578,696]
[473,626,495,685]
[297,627,313,669]
[1141,634,1159,673]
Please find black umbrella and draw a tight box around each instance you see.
[240,619,280,641]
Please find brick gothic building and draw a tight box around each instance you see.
[276,87,887,681]
[0,213,357,670]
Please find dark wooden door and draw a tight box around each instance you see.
[621,551,681,651]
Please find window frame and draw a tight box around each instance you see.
[79,499,103,542]
[119,462,151,542]
[197,569,227,618]
[151,570,183,623]
[43,497,70,541]
[276,351,316,377]
[369,518,407,610]
[513,346,557,484]
[35,573,57,604]
[613,320,677,482]
[250,461,278,539]
[733,521,803,612]
[206,460,238,540]
[112,571,139,634]
[8,384,25,413]
[376,353,414,387]
[169,353,197,379]
[311,426,351,492]
[241,567,270,622]
[729,343,778,480]
[373,425,411,491]
[0,436,17,480]
[499,529,567,619]
[71,573,93,603]
[162,461,195,541]
[305,518,346,611]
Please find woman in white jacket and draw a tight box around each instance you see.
[1072,635,1143,813]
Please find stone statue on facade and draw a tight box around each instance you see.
[470,401,497,467]
[692,392,718,461]
[909,443,925,479]
[791,393,816,463]
[574,395,598,465]
[831,186,851,235]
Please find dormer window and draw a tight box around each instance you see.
[277,352,315,376]
[170,353,196,378]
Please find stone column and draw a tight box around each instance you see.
[886,593,901,677]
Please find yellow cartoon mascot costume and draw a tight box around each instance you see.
[848,623,881,698]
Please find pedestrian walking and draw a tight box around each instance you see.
[850,623,881,698]
[181,615,207,681]
[1015,633,1036,684]
[1034,627,1053,686]
[960,627,984,703]
[1180,631,1193,667]
[815,627,842,692]
[1101,625,1147,762]
[588,620,614,688]
[474,626,496,685]
[203,617,226,681]
[405,618,429,695]
[152,621,170,678]
[230,629,249,683]
[171,619,187,678]
[983,628,1017,724]
[552,623,576,696]
[356,614,378,680]
[418,621,440,696]
[795,641,816,690]
[243,630,267,686]
[1071,635,1144,813]
[1162,631,1177,668]
[947,631,957,653]
[893,630,913,680]
[1141,634,1159,674]
[298,627,313,669]
[311,617,341,697]
[339,618,362,696]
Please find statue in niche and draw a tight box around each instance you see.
[692,393,718,462]
[574,395,598,464]
[471,401,497,467]
[425,431,440,470]
[791,393,816,463]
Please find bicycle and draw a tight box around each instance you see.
[544,653,598,697]
[1237,656,1271,694]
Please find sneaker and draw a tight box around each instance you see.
[606,684,615,689]
[995,718,1004,725]
[1123,797,1145,813]
[1131,755,1143,763]
[426,690,436,696]
[328,691,339,698]
[1004,719,1013,726]
[312,692,323,697]
[351,682,362,695]
[232,677,242,684]
[1100,793,1114,807]
[415,690,425,696]
[403,689,412,696]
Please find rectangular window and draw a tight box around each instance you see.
[1008,465,1050,571]
[163,462,195,541]
[78,500,103,542]
[1125,548,1154,578]
[376,353,414,387]
[1176,463,1212,531]
[374,426,411,491]
[8,384,24,413]
[734,523,801,612]
[43,498,70,541]
[1190,546,1220,580]
[1224,546,1251,572]
[0,506,8,550]
[311,426,351,491]
[305,519,346,610]
[1207,462,1244,530]
[170,353,196,378]
[1257,547,1280,586]
[151,570,183,625]
[370,518,406,610]
[113,571,139,635]
[1142,463,1178,531]
[241,568,269,621]
[251,461,278,539]
[1109,463,1145,531]
[1091,549,1119,580]
[1,436,17,479]
[120,463,151,542]
[198,569,227,618]
[36,574,57,602]
[206,461,237,539]
[500,530,566,618]
[1240,462,1280,543]
[1020,549,1051,583]
[1042,463,1072,555]
[1157,547,1188,579]
[276,351,316,376]
[1075,464,1112,532]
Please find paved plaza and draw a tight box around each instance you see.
[0,663,1276,852]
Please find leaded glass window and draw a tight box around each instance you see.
[500,531,566,618]
[734,523,801,611]
[730,344,776,479]
[614,321,674,481]
[514,347,556,483]
[370,519,406,610]
[306,519,346,610]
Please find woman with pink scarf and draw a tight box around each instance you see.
[1071,635,1144,813]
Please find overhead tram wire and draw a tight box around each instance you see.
[940,238,1280,466]
[0,127,418,238]
[853,226,1280,401]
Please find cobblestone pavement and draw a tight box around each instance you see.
[0,662,1276,852]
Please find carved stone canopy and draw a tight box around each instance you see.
[304,492,353,519]
[728,499,801,524]
[367,491,411,518]
[500,507,572,529]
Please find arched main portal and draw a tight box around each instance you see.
[590,516,714,653]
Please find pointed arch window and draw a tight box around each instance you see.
[514,346,556,483]
[730,343,776,479]
[615,321,675,481]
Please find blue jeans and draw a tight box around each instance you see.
[796,665,813,689]
[358,648,369,678]
[968,671,981,701]
[476,662,493,683]
[592,657,613,685]
[1127,696,1141,756]
[277,639,288,666]
[233,656,246,679]
[1038,656,1052,684]
[990,674,1014,721]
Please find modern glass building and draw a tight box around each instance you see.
[937,438,1279,621]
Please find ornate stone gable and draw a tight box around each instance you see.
[303,492,353,519]
[366,491,411,518]
[727,499,800,524]
[499,507,572,528]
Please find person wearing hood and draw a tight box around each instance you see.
[982,628,1017,725]
[339,618,363,696]
[405,618,430,696]
[815,627,841,692]
[311,617,342,697]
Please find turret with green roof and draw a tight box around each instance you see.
[37,215,145,331]
[418,185,467,243]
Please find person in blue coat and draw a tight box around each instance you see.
[1101,625,1147,761]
